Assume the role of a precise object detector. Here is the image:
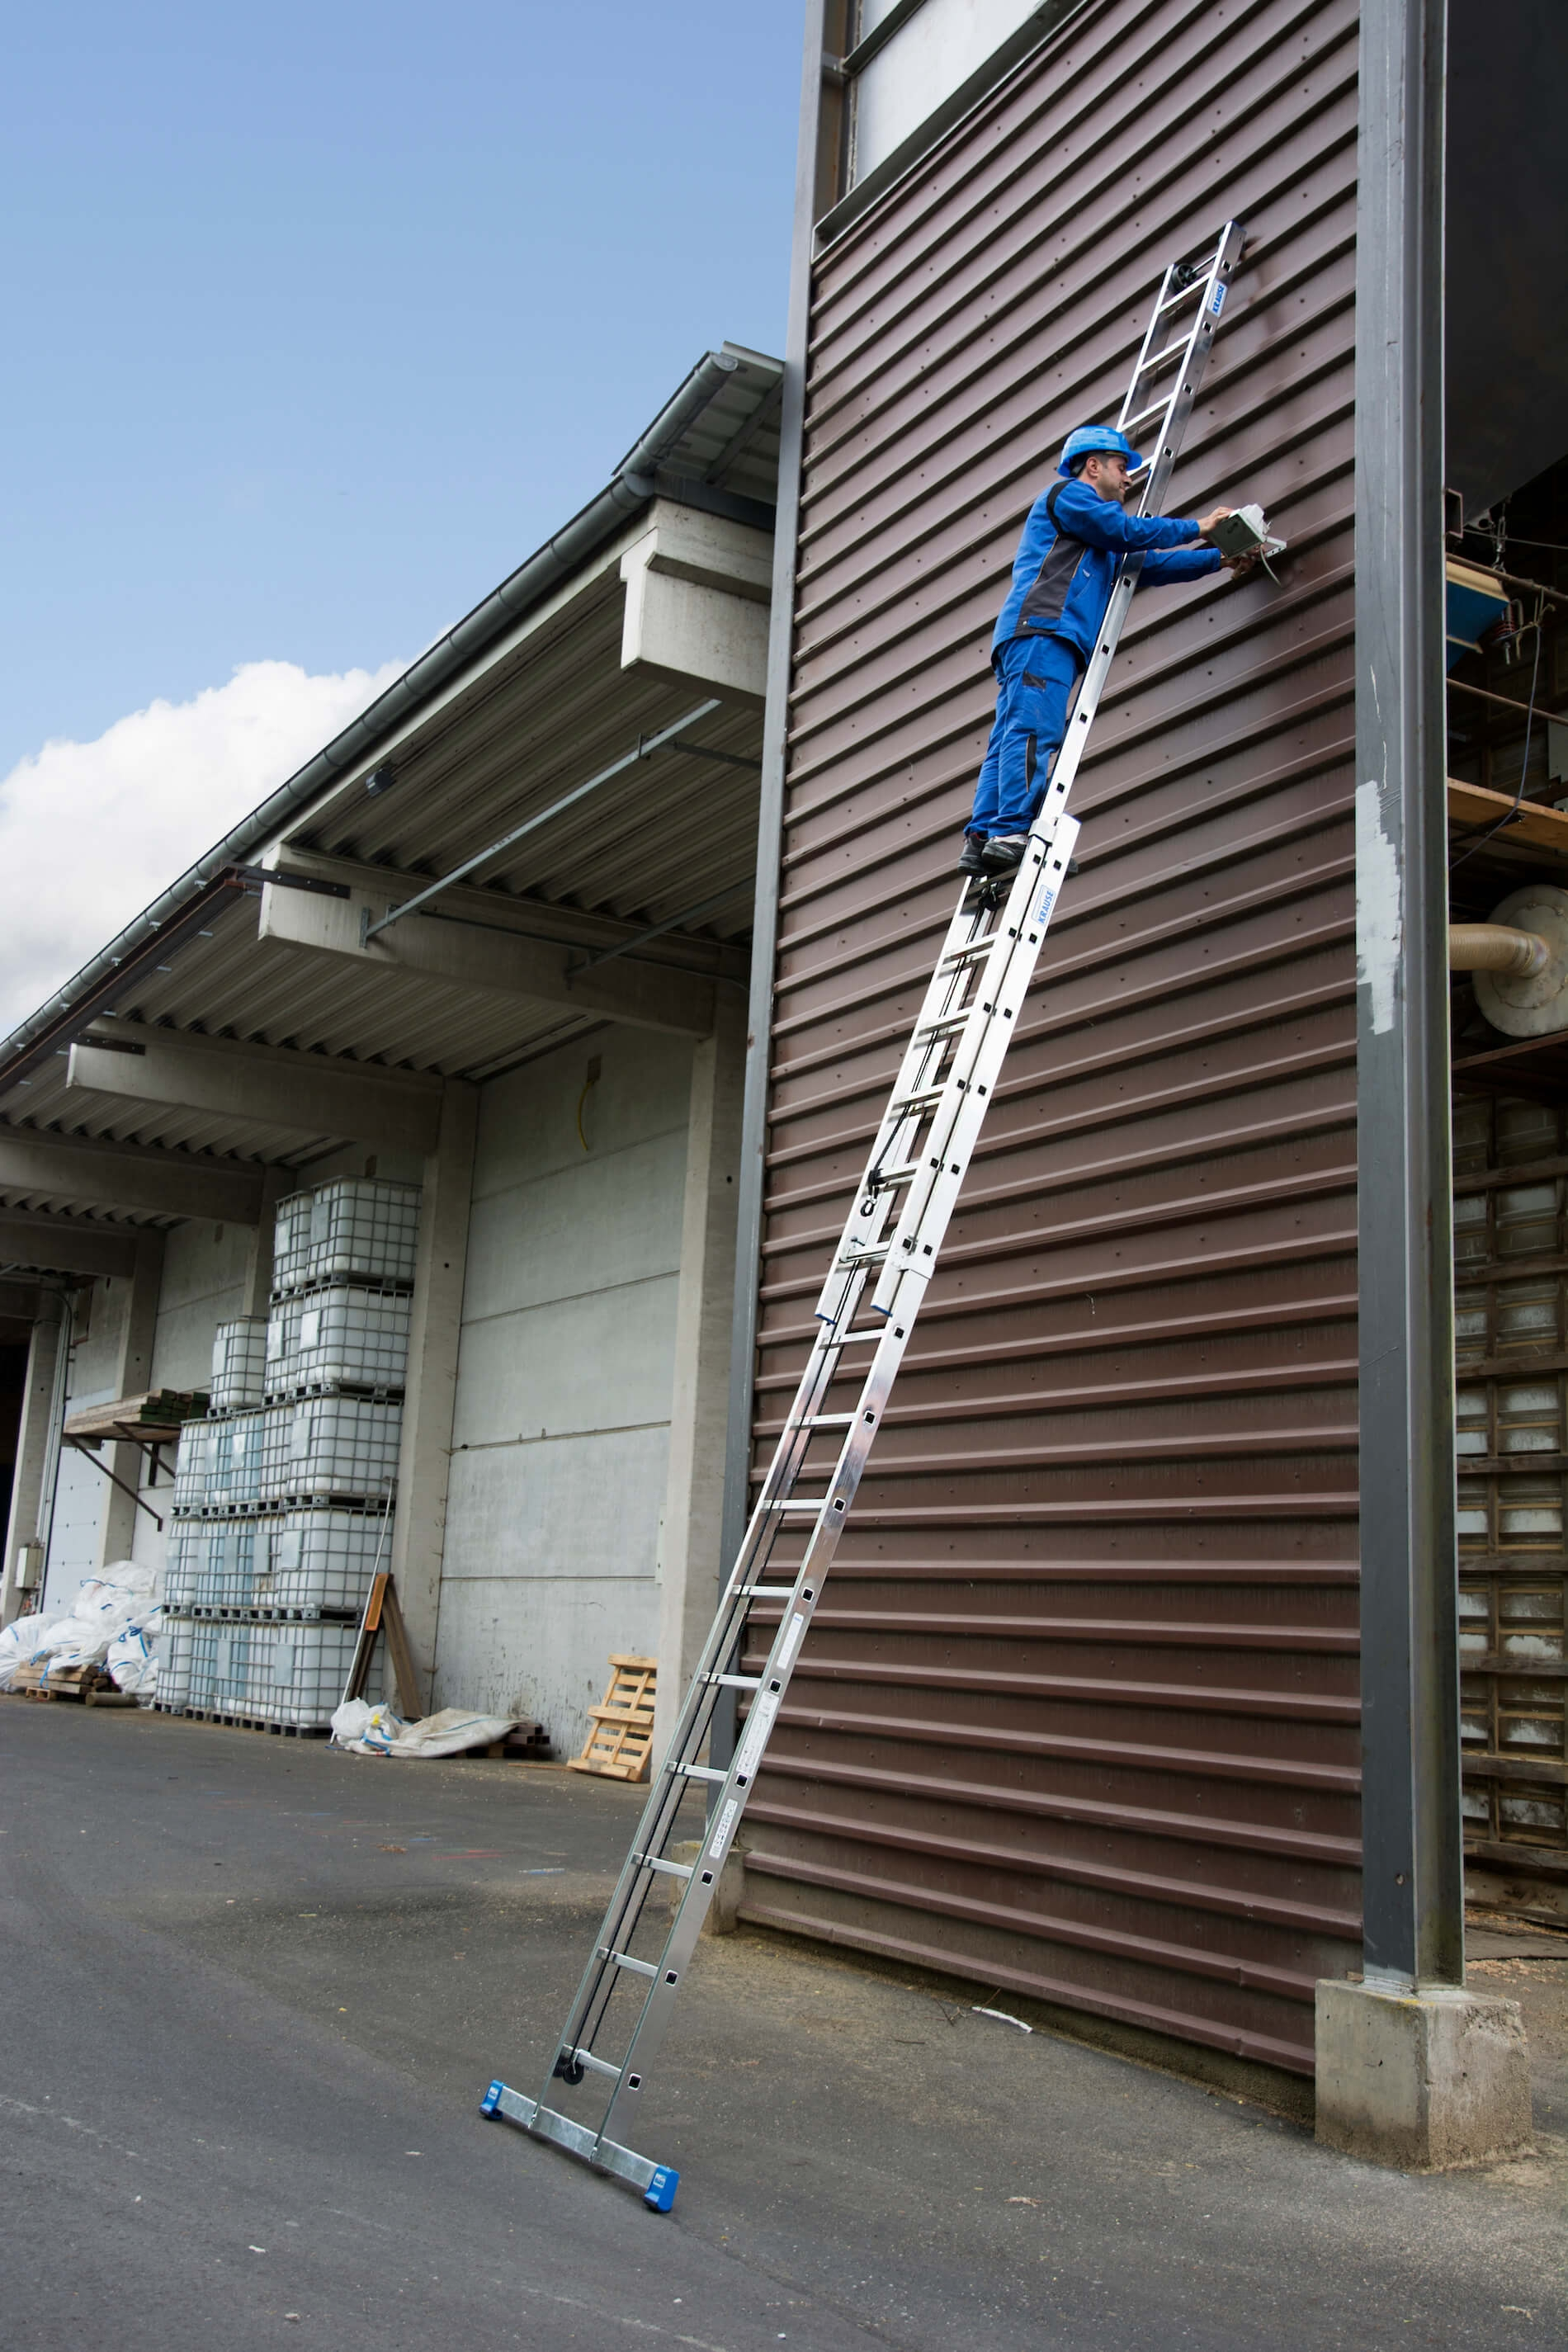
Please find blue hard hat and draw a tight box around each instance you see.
[1058,424,1143,475]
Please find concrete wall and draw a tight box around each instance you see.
[433,1027,697,1753]
[124,1220,254,1582]
[39,1281,128,1613]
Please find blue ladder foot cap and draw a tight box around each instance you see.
[479,2079,506,2117]
[644,2165,679,2213]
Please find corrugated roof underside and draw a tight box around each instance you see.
[288,573,761,944]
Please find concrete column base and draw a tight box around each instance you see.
[1315,1978,1533,2170]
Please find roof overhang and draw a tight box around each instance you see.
[0,347,781,1249]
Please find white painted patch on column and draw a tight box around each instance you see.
[1356,778,1402,1036]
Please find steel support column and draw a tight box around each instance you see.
[1353,0,1459,1986]
[711,0,841,1778]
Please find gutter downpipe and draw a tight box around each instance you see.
[0,352,742,1093]
[711,1,831,1783]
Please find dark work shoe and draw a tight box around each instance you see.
[956,830,988,877]
[980,833,1028,881]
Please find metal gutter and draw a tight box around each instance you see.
[711,0,830,1782]
[0,350,746,1097]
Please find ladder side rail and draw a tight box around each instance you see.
[503,218,1251,2194]
[812,893,1001,1307]
[871,230,1243,1283]
[869,812,1080,1279]
[546,1263,882,2081]
[595,1307,926,2145]
[869,820,1082,1317]
[593,815,1092,2142]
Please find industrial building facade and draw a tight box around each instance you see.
[3,0,1566,2111]
[0,347,781,1764]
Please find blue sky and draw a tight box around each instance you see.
[2,2,801,774]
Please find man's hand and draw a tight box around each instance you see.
[1222,549,1261,576]
[1196,507,1235,541]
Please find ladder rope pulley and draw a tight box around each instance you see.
[479,218,1248,2216]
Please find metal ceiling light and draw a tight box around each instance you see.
[364,764,398,797]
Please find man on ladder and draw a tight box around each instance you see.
[959,423,1260,883]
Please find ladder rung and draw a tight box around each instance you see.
[1122,397,1172,435]
[889,1088,945,1117]
[673,1760,727,1783]
[734,1583,801,1597]
[837,1243,889,1267]
[868,1162,919,1186]
[938,938,996,968]
[637,1853,694,1881]
[764,1498,829,1513]
[798,1412,855,1428]
[707,1671,762,1692]
[604,1949,658,1979]
[565,2047,624,2080]
[914,1013,970,1041]
[1131,331,1197,375]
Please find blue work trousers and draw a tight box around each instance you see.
[967,634,1081,835]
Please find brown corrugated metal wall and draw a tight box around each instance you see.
[737,0,1363,2076]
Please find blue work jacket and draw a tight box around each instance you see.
[990,477,1221,668]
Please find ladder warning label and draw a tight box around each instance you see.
[778,1612,807,1669]
[734,1688,782,1783]
[707,1797,740,1863]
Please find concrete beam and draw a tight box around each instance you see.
[0,1127,266,1224]
[0,1207,141,1278]
[620,508,772,705]
[242,1165,287,1317]
[68,1032,443,1155]
[257,871,720,1040]
[99,1230,164,1566]
[391,1081,479,1698]
[2,1295,64,1627]
[654,993,747,1768]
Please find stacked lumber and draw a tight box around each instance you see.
[7,1660,135,1706]
[64,1390,210,1445]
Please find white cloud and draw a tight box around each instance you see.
[0,658,404,1038]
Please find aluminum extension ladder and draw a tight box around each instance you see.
[481,218,1248,2212]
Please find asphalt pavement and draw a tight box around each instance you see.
[2,1701,1563,2351]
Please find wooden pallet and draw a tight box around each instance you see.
[568,1654,657,1782]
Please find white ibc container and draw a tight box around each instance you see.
[164,1522,209,1610]
[272,1178,422,1294]
[159,1614,196,1712]
[205,1409,267,1512]
[189,1619,253,1715]
[245,1620,381,1730]
[200,1518,262,1609]
[253,1505,394,1613]
[172,1419,215,1514]
[258,1394,402,1504]
[264,1284,410,1397]
[210,1316,268,1411]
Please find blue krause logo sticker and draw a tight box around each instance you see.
[1035,881,1060,926]
[1209,283,1227,317]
